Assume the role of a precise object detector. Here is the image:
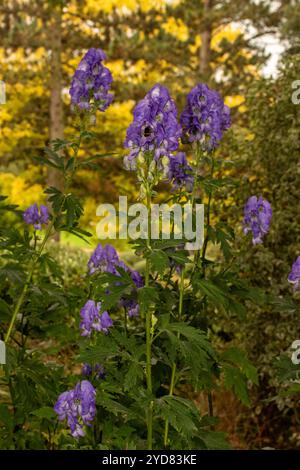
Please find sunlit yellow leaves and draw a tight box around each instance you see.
[0,173,43,207]
[211,26,241,52]
[82,0,177,15]
[225,95,245,108]
[162,17,188,42]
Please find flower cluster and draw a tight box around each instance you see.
[180,83,231,150]
[82,363,106,380]
[124,84,181,172]
[168,152,194,192]
[88,243,143,320]
[70,48,113,112]
[54,381,96,438]
[80,300,113,337]
[88,243,143,288]
[23,203,49,230]
[243,196,272,245]
[288,256,300,291]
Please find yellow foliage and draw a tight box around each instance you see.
[0,173,44,207]
[162,17,189,42]
[211,26,241,51]
[225,95,245,108]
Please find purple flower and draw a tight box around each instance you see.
[130,270,144,288]
[88,244,144,319]
[23,203,49,230]
[82,363,106,380]
[82,363,93,376]
[243,196,272,245]
[168,152,194,192]
[79,300,112,336]
[288,256,300,291]
[54,380,96,438]
[70,48,113,112]
[124,84,181,170]
[88,243,120,275]
[180,83,231,150]
[99,311,113,332]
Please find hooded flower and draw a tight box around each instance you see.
[168,152,194,192]
[88,244,120,275]
[288,256,300,291]
[180,83,231,150]
[79,300,113,336]
[54,380,96,438]
[243,196,272,245]
[124,84,182,171]
[82,363,106,380]
[87,244,144,318]
[70,48,113,112]
[23,203,49,230]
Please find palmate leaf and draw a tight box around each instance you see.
[138,287,158,314]
[222,347,258,385]
[124,362,144,392]
[166,323,216,359]
[149,249,169,274]
[157,396,199,437]
[78,334,119,363]
[198,430,231,450]
[222,364,250,406]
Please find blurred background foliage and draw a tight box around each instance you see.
[1,0,300,448]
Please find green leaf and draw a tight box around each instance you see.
[149,250,169,274]
[138,287,158,313]
[222,347,258,384]
[31,406,56,420]
[223,364,250,406]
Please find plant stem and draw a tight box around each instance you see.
[145,186,153,449]
[5,220,54,344]
[164,268,184,447]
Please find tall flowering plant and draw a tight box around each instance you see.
[1,50,266,450]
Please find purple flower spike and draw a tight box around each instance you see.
[70,48,113,112]
[79,300,112,336]
[82,363,106,380]
[23,203,49,230]
[99,311,113,333]
[243,195,272,245]
[180,83,231,150]
[168,152,194,192]
[288,256,300,291]
[124,83,181,170]
[88,243,120,275]
[54,380,96,438]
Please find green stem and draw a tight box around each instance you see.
[4,220,54,344]
[164,268,184,447]
[145,186,153,449]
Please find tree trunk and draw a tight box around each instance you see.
[48,4,63,241]
[200,0,213,76]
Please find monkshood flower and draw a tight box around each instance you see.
[79,300,113,336]
[82,363,106,380]
[168,152,194,192]
[88,244,144,318]
[88,244,144,288]
[23,203,49,230]
[88,243,120,275]
[54,380,96,438]
[180,83,231,150]
[243,196,272,245]
[288,256,300,291]
[124,84,181,172]
[70,48,113,112]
